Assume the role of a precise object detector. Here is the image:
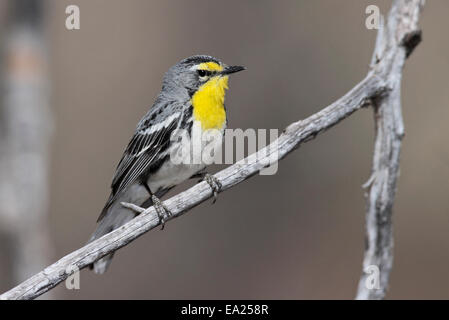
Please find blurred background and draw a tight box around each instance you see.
[0,0,447,299]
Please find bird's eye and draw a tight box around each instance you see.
[197,70,207,77]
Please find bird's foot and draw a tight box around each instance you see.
[120,196,171,230]
[203,173,222,204]
[151,195,171,230]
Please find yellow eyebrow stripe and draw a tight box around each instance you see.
[197,62,223,71]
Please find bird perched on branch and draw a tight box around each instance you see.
[88,55,245,273]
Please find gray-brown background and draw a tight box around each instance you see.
[1,0,448,299]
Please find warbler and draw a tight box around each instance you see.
[89,55,245,274]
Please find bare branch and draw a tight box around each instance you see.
[356,0,424,300]
[0,0,424,300]
[0,74,380,300]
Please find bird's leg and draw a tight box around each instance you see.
[121,183,171,230]
[120,195,170,230]
[190,169,207,180]
[121,197,170,230]
[150,194,171,230]
[144,182,171,230]
[201,173,222,204]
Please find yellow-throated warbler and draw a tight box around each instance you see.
[89,55,245,273]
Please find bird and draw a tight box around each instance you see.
[88,55,245,274]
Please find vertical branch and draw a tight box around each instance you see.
[356,0,424,300]
[0,0,53,289]
[357,79,403,300]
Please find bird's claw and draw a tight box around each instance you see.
[203,173,222,204]
[151,195,171,230]
[121,196,171,230]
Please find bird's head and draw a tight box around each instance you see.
[162,55,245,98]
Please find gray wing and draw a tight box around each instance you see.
[98,103,183,221]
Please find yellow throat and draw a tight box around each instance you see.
[191,62,228,130]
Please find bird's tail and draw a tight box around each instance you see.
[88,200,138,274]
[88,187,168,274]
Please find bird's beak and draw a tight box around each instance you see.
[221,65,246,75]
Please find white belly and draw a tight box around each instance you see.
[147,161,205,193]
[147,126,224,192]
